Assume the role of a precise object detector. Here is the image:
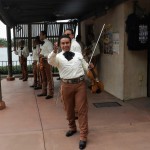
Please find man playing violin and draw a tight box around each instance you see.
[64,28,82,119]
[48,35,94,149]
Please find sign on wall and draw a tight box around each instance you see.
[113,32,120,54]
[102,24,113,54]
[101,24,120,55]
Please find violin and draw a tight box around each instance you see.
[87,24,105,94]
[83,46,92,56]
[87,67,104,93]
[82,46,92,62]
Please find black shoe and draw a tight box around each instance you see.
[79,140,87,149]
[19,77,23,80]
[75,116,78,120]
[57,77,60,80]
[30,85,35,88]
[34,87,42,90]
[23,79,27,81]
[66,130,77,137]
[45,95,53,99]
[37,93,47,97]
[88,85,92,89]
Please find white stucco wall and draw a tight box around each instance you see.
[123,0,150,100]
[81,3,125,100]
[81,0,150,100]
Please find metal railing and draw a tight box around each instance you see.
[0,60,32,74]
[0,60,59,75]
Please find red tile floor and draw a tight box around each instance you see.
[0,77,150,150]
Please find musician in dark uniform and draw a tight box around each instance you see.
[48,35,94,149]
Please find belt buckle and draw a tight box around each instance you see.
[80,76,84,81]
[80,76,83,81]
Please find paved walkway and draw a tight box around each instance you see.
[0,77,150,150]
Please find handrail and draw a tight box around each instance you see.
[0,60,59,75]
[0,60,32,74]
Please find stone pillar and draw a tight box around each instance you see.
[0,74,6,110]
[6,25,15,81]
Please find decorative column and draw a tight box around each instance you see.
[0,74,6,110]
[6,25,15,81]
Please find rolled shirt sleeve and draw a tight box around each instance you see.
[48,51,59,67]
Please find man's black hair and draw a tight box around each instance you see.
[19,40,25,45]
[40,30,47,37]
[76,35,81,42]
[65,28,74,34]
[35,36,42,44]
[59,34,71,44]
[35,36,40,40]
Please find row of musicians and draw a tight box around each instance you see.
[14,29,100,99]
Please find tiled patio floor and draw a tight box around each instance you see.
[0,77,150,150]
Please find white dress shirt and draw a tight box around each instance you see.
[48,51,88,79]
[40,39,53,57]
[32,45,40,61]
[14,46,29,58]
[70,38,82,54]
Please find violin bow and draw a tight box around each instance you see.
[88,24,105,65]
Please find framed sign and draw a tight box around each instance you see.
[113,32,120,54]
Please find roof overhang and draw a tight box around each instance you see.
[0,0,126,27]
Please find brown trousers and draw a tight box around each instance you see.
[40,58,54,96]
[19,56,28,80]
[37,63,42,87]
[61,81,88,141]
[32,61,38,86]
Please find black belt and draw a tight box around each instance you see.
[43,57,47,60]
[62,76,84,84]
